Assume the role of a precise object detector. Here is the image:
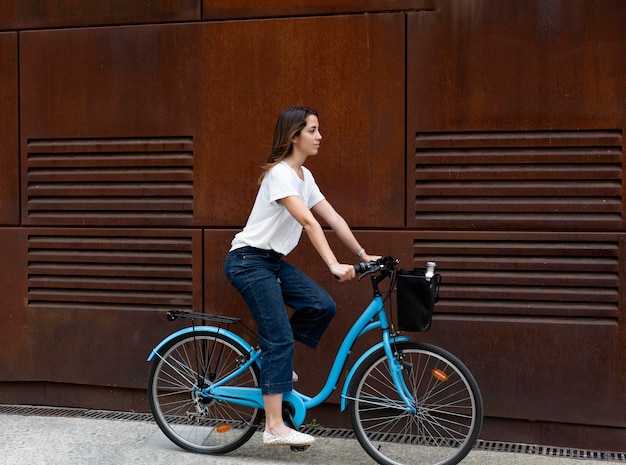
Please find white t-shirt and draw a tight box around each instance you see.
[230,161,325,256]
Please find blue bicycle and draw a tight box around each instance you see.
[147,256,483,465]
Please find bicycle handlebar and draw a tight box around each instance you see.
[353,256,399,280]
[333,256,399,280]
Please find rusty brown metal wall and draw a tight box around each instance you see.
[0,32,18,224]
[1,0,625,451]
[404,0,626,449]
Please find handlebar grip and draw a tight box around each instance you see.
[354,262,369,273]
[335,262,373,280]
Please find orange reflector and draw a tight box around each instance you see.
[216,424,231,433]
[432,368,449,382]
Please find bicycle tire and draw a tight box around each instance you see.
[347,341,483,465]
[148,331,262,454]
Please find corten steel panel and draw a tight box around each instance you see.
[24,228,202,388]
[405,0,626,447]
[203,0,435,20]
[20,25,200,228]
[1,228,201,395]
[20,16,405,228]
[412,230,621,320]
[0,0,201,30]
[408,0,626,132]
[193,14,405,228]
[0,229,30,379]
[0,382,150,412]
[0,32,19,225]
[481,417,626,453]
[20,25,199,140]
[0,3,17,31]
[24,137,194,227]
[30,305,190,389]
[407,228,626,428]
[410,130,624,231]
[418,317,626,447]
[407,1,626,232]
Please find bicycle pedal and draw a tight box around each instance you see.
[290,445,310,452]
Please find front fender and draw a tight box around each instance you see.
[340,335,411,411]
[147,326,254,361]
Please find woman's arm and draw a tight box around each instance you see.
[281,196,356,281]
[311,199,378,262]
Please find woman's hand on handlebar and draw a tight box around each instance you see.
[330,253,383,281]
[359,252,382,262]
[330,263,356,282]
[353,256,397,279]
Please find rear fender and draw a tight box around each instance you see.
[147,326,254,361]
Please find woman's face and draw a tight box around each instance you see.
[292,115,322,157]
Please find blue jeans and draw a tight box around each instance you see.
[224,246,336,395]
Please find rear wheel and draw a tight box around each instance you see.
[348,342,483,465]
[148,331,262,454]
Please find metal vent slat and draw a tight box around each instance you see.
[412,234,619,319]
[412,129,623,230]
[26,137,194,226]
[27,231,196,312]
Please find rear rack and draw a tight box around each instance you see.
[166,310,241,325]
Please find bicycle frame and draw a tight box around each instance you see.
[148,284,416,428]
[147,257,485,465]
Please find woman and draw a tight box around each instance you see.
[224,106,379,447]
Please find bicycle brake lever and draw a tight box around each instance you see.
[354,261,380,280]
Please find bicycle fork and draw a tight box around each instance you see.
[385,336,418,414]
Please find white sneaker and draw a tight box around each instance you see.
[263,429,315,446]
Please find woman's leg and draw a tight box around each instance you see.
[225,248,294,395]
[277,261,337,348]
[262,393,314,446]
[225,249,314,444]
[263,393,289,435]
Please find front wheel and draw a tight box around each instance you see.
[148,331,263,454]
[347,342,483,465]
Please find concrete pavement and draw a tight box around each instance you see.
[0,409,620,465]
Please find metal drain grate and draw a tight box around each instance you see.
[299,425,355,439]
[82,410,154,422]
[2,404,625,462]
[473,440,626,462]
[0,404,154,423]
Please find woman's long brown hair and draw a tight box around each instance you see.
[258,106,318,184]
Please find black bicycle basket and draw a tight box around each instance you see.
[395,269,441,332]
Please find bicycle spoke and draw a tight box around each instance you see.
[349,342,482,465]
[148,332,262,454]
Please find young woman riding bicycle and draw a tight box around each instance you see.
[224,106,380,447]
